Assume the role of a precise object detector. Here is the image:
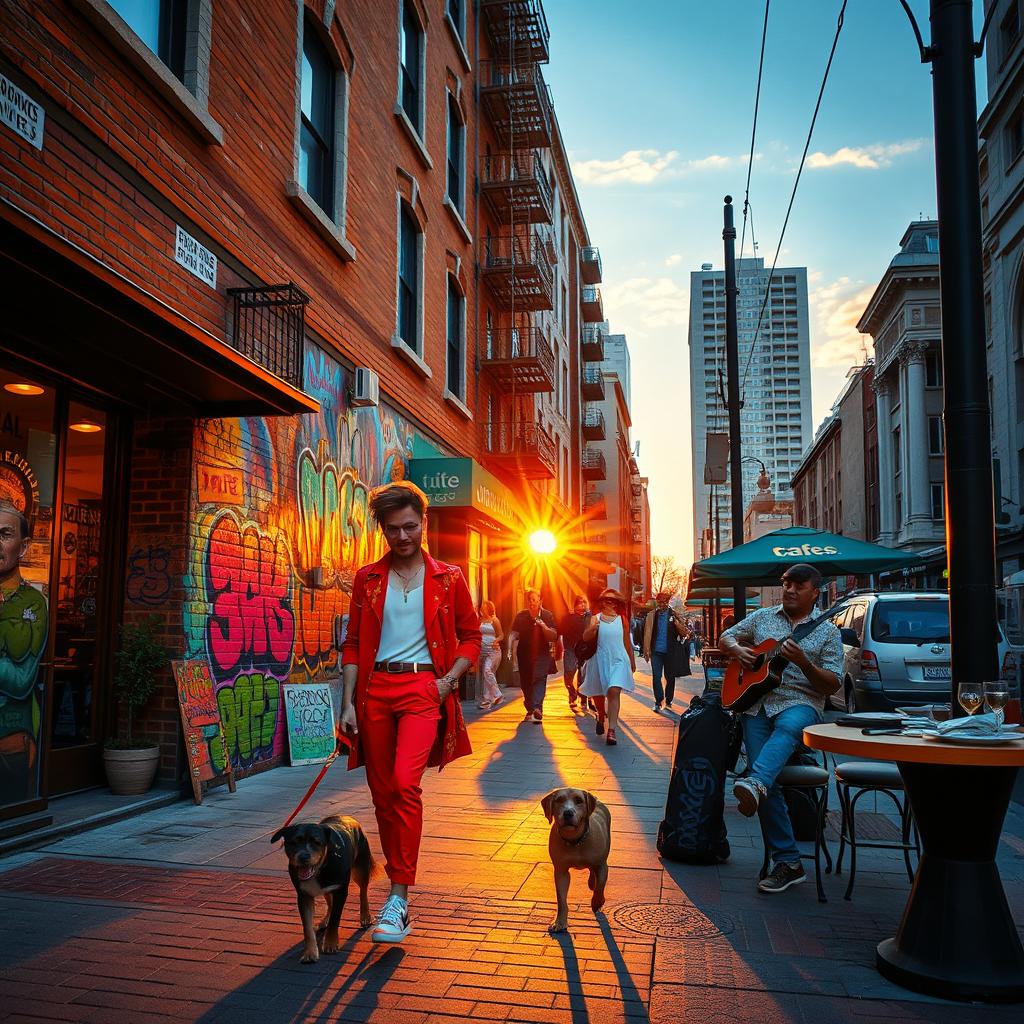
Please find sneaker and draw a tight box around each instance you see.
[757,862,806,894]
[372,894,411,943]
[524,711,534,722]
[734,778,764,818]
[653,702,663,712]
[531,709,543,723]
[665,701,673,709]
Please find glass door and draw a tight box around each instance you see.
[0,371,56,819]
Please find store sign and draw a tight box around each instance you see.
[0,449,40,519]
[197,462,244,505]
[174,225,217,288]
[0,73,44,150]
[409,458,522,532]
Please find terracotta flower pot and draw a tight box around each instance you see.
[103,745,160,795]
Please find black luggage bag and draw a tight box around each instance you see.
[657,693,740,864]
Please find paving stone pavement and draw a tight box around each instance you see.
[1,665,1023,1023]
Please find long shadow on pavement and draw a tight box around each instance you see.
[550,931,590,1024]
[598,913,651,1022]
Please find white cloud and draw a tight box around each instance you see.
[806,139,925,170]
[572,149,679,185]
[664,253,682,267]
[602,277,690,332]
[809,277,877,369]
[686,153,750,171]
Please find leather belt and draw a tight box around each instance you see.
[373,661,434,674]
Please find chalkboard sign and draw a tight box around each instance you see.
[172,660,236,804]
[283,683,337,766]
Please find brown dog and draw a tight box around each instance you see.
[541,787,612,933]
[271,814,378,963]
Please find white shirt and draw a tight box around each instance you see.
[376,581,432,663]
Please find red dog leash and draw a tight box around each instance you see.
[277,734,352,832]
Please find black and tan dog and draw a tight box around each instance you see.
[271,814,378,963]
[541,787,612,933]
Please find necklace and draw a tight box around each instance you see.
[391,565,423,604]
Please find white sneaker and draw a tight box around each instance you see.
[371,894,411,943]
[734,778,764,818]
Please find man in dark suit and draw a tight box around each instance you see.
[508,589,558,723]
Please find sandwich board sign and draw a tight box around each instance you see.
[282,682,337,766]
[171,660,236,805]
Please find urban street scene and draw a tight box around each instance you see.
[3,1,1024,1021]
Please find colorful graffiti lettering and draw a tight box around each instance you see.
[213,671,283,772]
[126,545,172,606]
[204,512,295,684]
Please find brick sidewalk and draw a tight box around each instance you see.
[1,669,1023,1023]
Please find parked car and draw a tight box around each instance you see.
[826,592,957,713]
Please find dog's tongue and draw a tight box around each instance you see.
[296,866,316,881]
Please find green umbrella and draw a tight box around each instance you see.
[690,525,921,587]
[683,596,761,608]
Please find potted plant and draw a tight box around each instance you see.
[103,616,166,795]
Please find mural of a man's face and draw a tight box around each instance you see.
[0,510,29,578]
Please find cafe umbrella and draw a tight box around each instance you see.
[689,525,921,588]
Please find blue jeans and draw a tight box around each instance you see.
[742,704,821,866]
[521,659,550,712]
[650,650,675,705]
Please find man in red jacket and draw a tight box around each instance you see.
[340,481,480,943]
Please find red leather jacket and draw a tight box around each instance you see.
[341,550,481,770]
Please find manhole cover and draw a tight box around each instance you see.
[611,901,734,939]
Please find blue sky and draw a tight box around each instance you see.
[544,0,987,568]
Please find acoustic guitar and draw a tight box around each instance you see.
[721,638,791,713]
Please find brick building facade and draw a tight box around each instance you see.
[0,0,607,824]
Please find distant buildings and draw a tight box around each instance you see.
[689,257,812,558]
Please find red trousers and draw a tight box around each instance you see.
[361,670,441,886]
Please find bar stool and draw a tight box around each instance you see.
[833,760,918,901]
[758,763,833,902]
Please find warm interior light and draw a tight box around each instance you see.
[69,421,103,433]
[4,383,45,396]
[528,529,557,555]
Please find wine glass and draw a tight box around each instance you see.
[983,681,1009,729]
[957,680,983,717]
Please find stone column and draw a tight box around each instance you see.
[873,374,896,543]
[902,343,932,524]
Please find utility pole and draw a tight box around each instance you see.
[928,0,999,704]
[723,196,746,620]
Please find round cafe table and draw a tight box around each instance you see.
[803,723,1024,1003]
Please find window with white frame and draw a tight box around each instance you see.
[446,0,465,41]
[399,2,425,136]
[446,92,465,213]
[397,202,423,353]
[300,18,336,217]
[446,275,465,398]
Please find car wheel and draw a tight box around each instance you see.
[845,681,857,714]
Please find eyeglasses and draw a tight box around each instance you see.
[383,522,422,538]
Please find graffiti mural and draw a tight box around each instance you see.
[183,345,435,772]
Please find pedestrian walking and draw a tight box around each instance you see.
[508,589,558,722]
[578,588,636,745]
[477,600,504,709]
[717,564,843,894]
[340,480,481,942]
[558,595,590,713]
[642,593,687,711]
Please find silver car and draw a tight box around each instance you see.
[827,592,955,713]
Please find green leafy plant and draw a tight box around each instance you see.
[108,616,167,749]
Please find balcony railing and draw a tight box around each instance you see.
[481,150,553,225]
[631,508,642,524]
[583,491,607,519]
[582,366,605,401]
[481,327,555,393]
[480,0,551,65]
[582,448,607,481]
[482,232,555,311]
[581,285,604,323]
[227,284,308,388]
[482,421,557,479]
[631,526,642,544]
[582,407,606,441]
[631,481,643,499]
[581,325,605,362]
[580,245,602,285]
[479,61,553,148]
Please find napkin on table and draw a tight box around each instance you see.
[936,712,999,735]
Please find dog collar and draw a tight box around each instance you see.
[560,822,590,847]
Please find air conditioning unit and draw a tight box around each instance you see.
[351,367,379,407]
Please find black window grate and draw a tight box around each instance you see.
[227,284,308,389]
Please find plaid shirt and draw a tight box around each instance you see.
[721,605,844,717]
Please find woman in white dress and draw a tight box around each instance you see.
[477,600,504,708]
[578,588,636,746]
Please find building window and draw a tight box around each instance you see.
[928,416,945,455]
[446,92,465,213]
[446,0,465,40]
[925,350,943,388]
[397,202,422,353]
[1002,2,1021,63]
[930,483,945,521]
[109,0,189,81]
[300,18,336,217]
[1007,106,1024,166]
[400,1,425,136]
[446,275,465,397]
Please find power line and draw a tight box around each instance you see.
[739,0,770,265]
[740,0,849,396]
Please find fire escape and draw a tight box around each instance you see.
[479,0,557,480]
